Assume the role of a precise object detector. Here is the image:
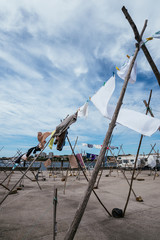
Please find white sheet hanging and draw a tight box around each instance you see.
[91,75,115,116]
[117,56,137,84]
[77,102,88,118]
[91,76,160,136]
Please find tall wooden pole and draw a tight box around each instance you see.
[122,6,160,86]
[53,188,58,240]
[123,90,152,215]
[64,20,147,240]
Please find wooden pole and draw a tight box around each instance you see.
[94,137,112,188]
[53,188,58,240]
[67,136,111,217]
[109,148,138,199]
[135,143,156,179]
[0,146,4,152]
[143,100,154,117]
[123,90,152,215]
[64,20,147,240]
[63,137,78,195]
[122,6,160,86]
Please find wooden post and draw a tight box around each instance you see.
[64,20,147,240]
[94,137,112,188]
[122,6,160,86]
[143,100,154,117]
[67,135,111,217]
[63,136,78,194]
[123,90,152,215]
[53,188,58,240]
[135,143,156,179]
[109,148,138,199]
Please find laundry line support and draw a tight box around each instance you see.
[109,148,137,199]
[123,89,153,215]
[0,157,41,191]
[94,136,112,189]
[135,143,156,179]
[63,136,79,195]
[66,135,111,217]
[53,188,58,240]
[122,6,160,86]
[0,138,52,206]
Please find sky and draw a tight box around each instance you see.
[0,0,160,158]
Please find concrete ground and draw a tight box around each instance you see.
[0,169,160,240]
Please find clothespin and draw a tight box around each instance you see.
[146,37,153,41]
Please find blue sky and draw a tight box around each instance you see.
[0,0,160,157]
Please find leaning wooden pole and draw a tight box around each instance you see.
[109,148,138,199]
[64,21,147,240]
[67,135,111,217]
[122,6,160,86]
[53,188,58,240]
[123,89,152,215]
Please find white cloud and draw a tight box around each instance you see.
[0,0,159,156]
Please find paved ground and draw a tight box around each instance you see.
[0,169,160,240]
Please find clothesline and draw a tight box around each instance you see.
[77,75,160,137]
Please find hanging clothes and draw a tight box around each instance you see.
[54,130,68,151]
[152,31,160,39]
[77,102,88,118]
[76,153,85,167]
[26,145,41,157]
[86,153,91,159]
[117,56,137,84]
[15,154,23,164]
[87,144,93,148]
[49,130,56,149]
[44,158,52,168]
[93,144,102,149]
[91,154,96,160]
[54,112,78,137]
[37,131,51,149]
[110,146,119,150]
[68,155,78,168]
[82,143,88,147]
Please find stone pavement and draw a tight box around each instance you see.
[0,169,160,240]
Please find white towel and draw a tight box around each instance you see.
[78,102,88,118]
